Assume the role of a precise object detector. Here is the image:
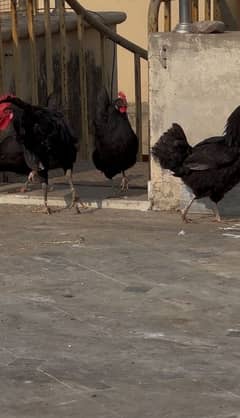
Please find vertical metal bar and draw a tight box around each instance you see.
[191,0,199,22]
[34,0,38,14]
[205,0,211,20]
[100,33,107,87]
[77,14,89,159]
[55,0,60,10]
[18,0,26,10]
[0,15,4,95]
[148,0,161,34]
[44,0,54,96]
[58,0,68,118]
[212,0,221,20]
[26,0,39,104]
[175,0,192,32]
[11,0,21,96]
[180,0,191,24]
[134,53,142,161]
[164,1,171,32]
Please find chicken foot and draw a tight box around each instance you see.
[181,197,222,223]
[181,197,196,223]
[19,170,38,193]
[65,169,86,213]
[42,182,51,214]
[19,178,31,193]
[212,203,221,222]
[31,181,51,214]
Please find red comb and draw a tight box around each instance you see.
[118,91,127,99]
[0,93,16,101]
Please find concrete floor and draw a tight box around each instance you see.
[1,205,240,417]
[0,161,149,211]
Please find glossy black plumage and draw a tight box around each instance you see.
[92,88,139,180]
[0,95,78,212]
[0,96,77,182]
[152,106,240,219]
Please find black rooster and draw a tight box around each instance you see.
[0,95,79,214]
[0,98,32,190]
[152,106,240,222]
[92,88,139,192]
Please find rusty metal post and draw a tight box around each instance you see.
[77,13,89,158]
[212,0,221,20]
[44,0,54,97]
[18,0,26,10]
[11,0,21,96]
[164,2,171,32]
[148,0,161,33]
[58,0,69,118]
[100,33,107,87]
[0,16,4,94]
[26,0,39,104]
[148,0,172,33]
[134,53,142,161]
[191,0,199,22]
[205,0,211,20]
[174,0,192,33]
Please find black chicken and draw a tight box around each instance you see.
[152,106,240,222]
[0,136,30,187]
[92,88,139,192]
[0,95,79,214]
[0,98,31,190]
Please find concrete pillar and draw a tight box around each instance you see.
[149,32,240,215]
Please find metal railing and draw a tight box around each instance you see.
[65,0,147,160]
[0,0,148,160]
[0,0,222,163]
[148,0,221,33]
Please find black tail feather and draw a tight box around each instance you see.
[225,105,240,145]
[152,123,192,173]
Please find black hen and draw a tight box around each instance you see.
[0,95,79,213]
[152,106,240,222]
[92,88,139,192]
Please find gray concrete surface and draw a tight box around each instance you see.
[149,32,240,214]
[1,204,240,417]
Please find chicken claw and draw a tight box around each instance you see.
[120,172,129,193]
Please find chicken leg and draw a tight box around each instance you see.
[42,182,51,215]
[120,171,129,193]
[32,181,51,214]
[19,170,38,193]
[212,202,221,222]
[32,170,51,214]
[65,169,86,213]
[110,179,116,196]
[181,196,196,223]
[19,178,31,193]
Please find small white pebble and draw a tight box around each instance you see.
[178,230,185,236]
[68,344,72,348]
